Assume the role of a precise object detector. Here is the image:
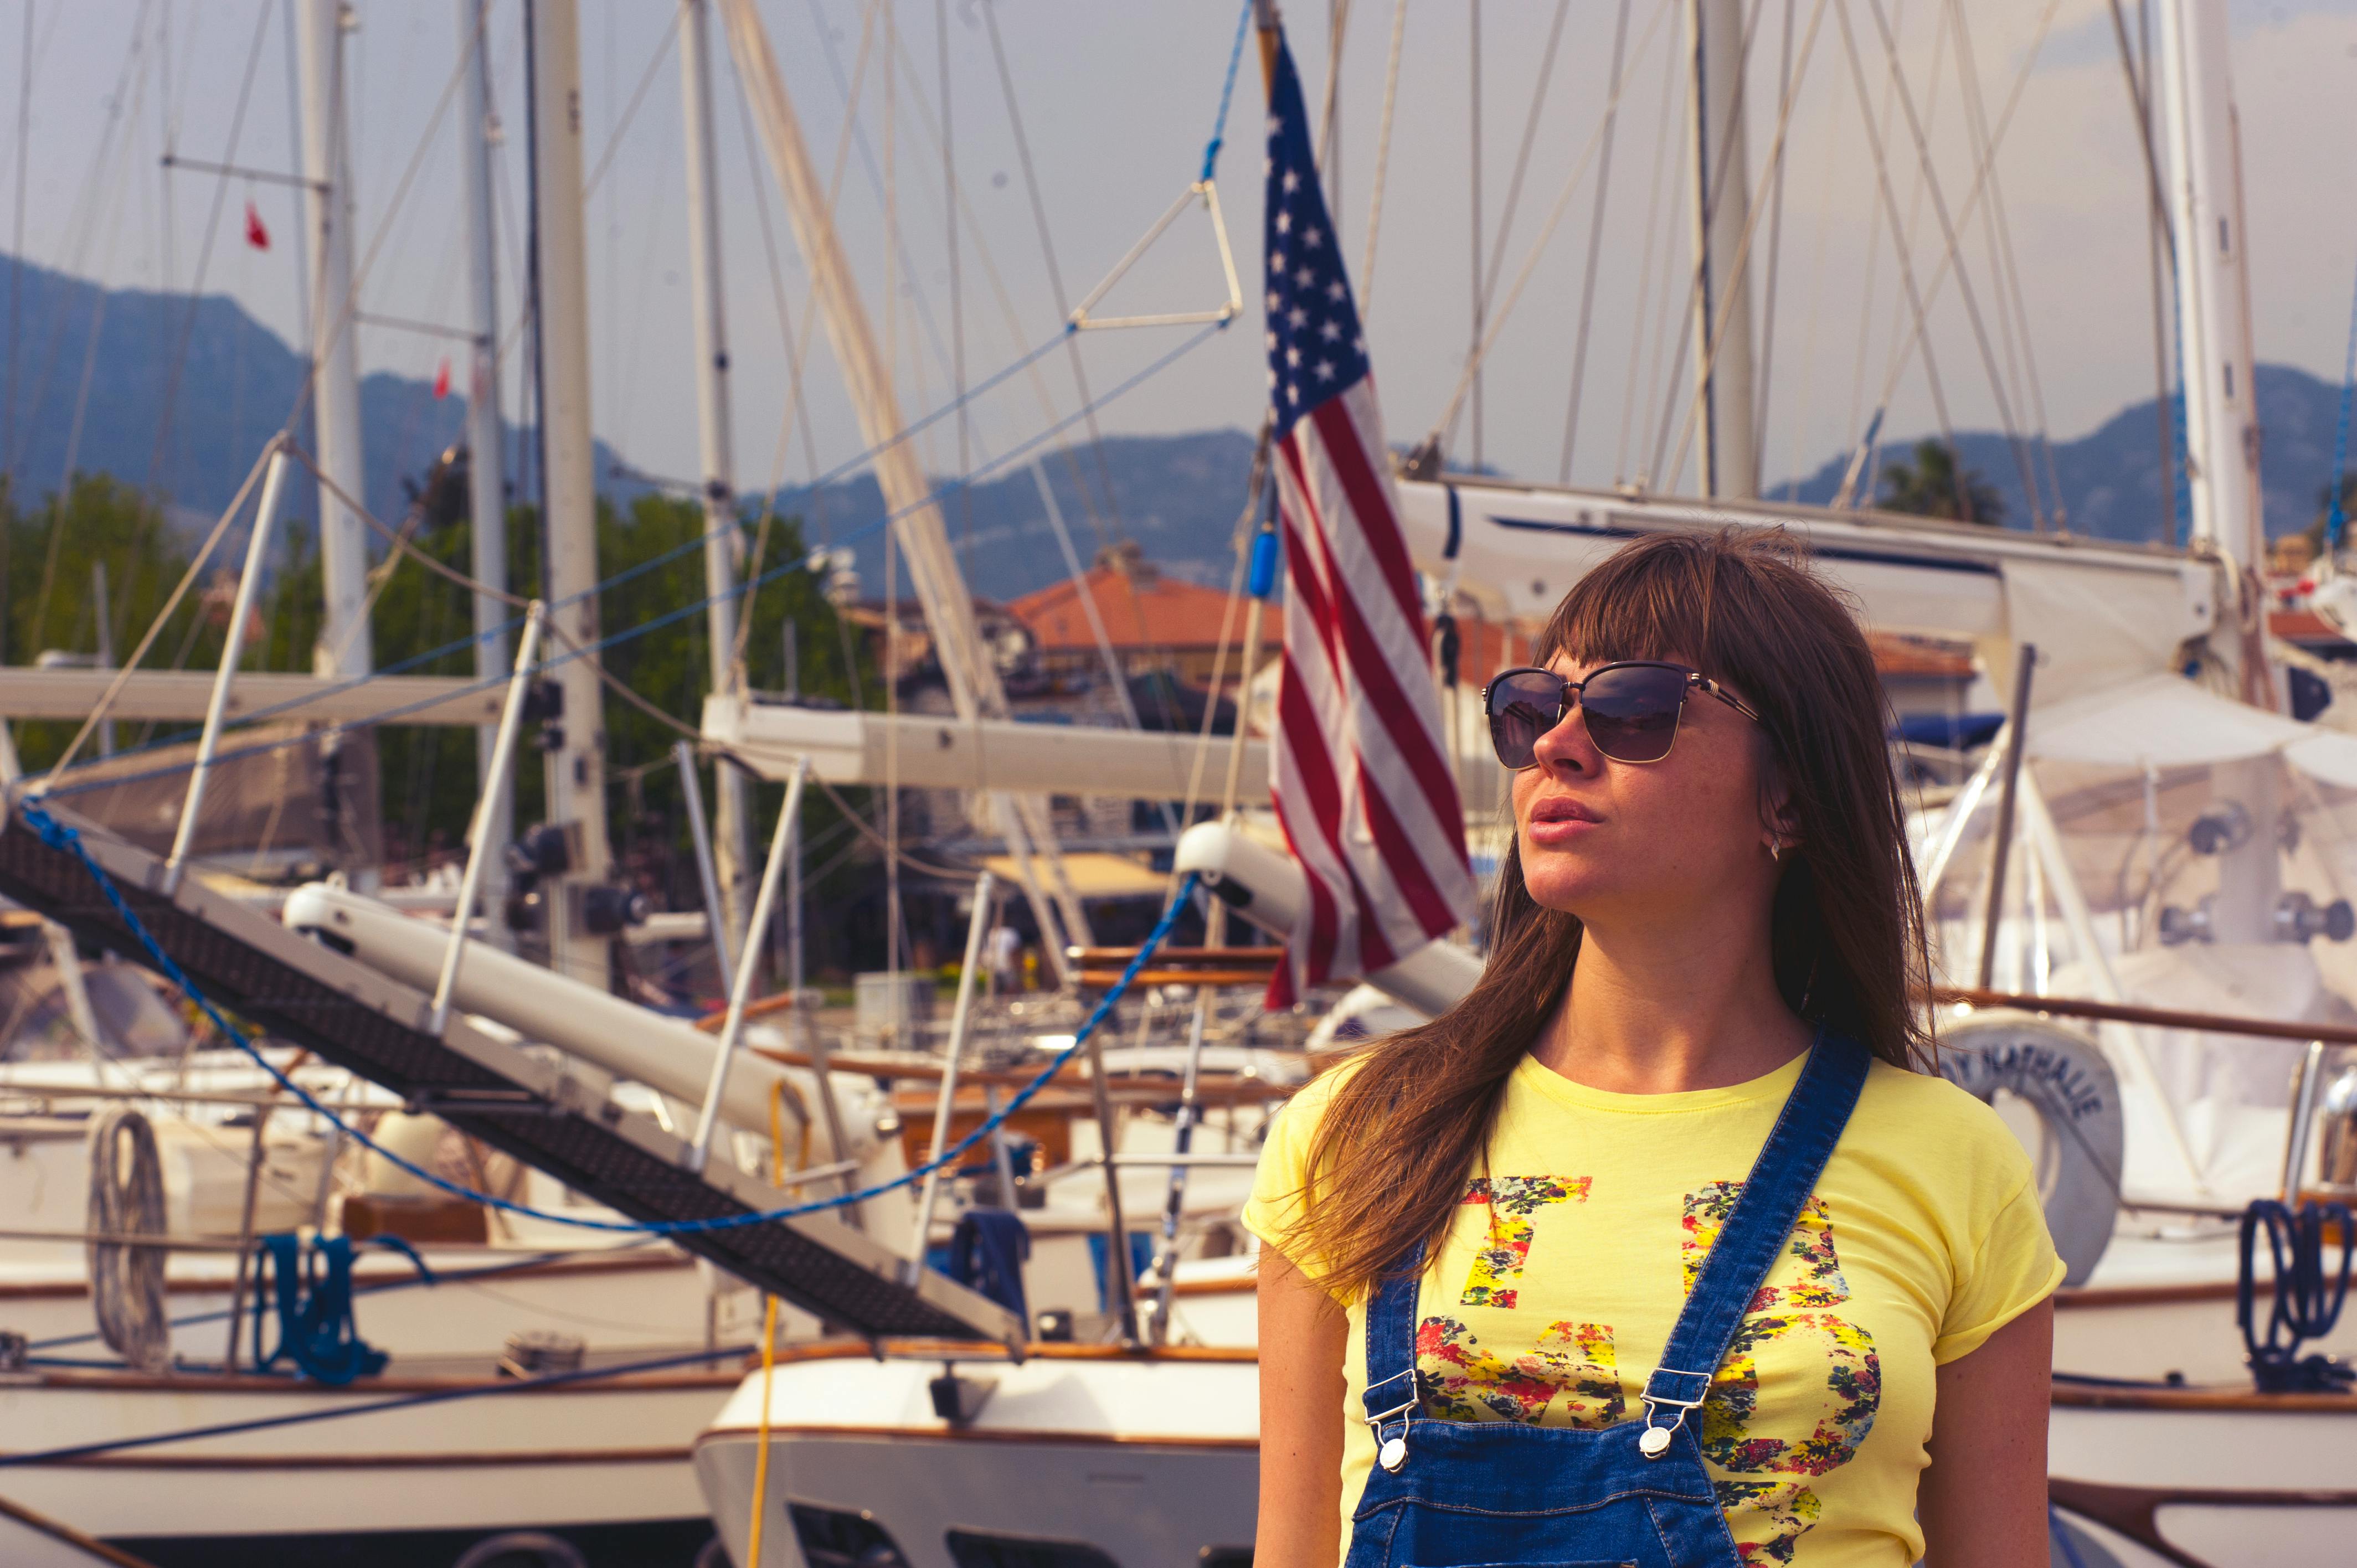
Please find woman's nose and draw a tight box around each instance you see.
[1530,701,1599,772]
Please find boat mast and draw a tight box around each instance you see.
[2156,0,2264,574]
[457,0,513,941]
[1685,0,1761,498]
[527,0,614,989]
[677,0,755,954]
[294,1,373,678]
[713,0,1092,962]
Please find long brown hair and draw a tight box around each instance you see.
[1283,529,1932,1299]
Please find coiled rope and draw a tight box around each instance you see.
[85,1105,170,1373]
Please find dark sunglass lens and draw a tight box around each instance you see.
[1579,666,1686,762]
[1487,671,1563,768]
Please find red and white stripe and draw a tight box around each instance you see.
[1267,379,1476,1007]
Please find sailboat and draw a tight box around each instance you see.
[691,4,2357,1567]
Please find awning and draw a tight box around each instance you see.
[2027,672,2357,784]
[983,852,1169,900]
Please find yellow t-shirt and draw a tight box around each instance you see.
[1242,1046,2064,1567]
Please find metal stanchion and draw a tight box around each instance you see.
[685,756,808,1174]
[905,871,998,1276]
[427,602,547,1035]
[673,740,737,982]
[164,442,292,894]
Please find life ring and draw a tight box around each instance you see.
[1936,1010,2123,1287]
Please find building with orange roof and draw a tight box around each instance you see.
[1006,545,1280,692]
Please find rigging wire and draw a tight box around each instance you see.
[4,0,29,507]
[1557,0,1635,484]
[1829,0,2066,509]
[143,2,274,500]
[1617,22,1687,488]
[1466,0,1481,467]
[1847,0,2044,528]
[1422,0,1684,462]
[1824,0,1970,509]
[1779,85,1839,499]
[1476,0,1573,320]
[1357,0,1408,323]
[22,793,1200,1241]
[1947,0,2063,527]
[980,0,1124,544]
[580,4,683,198]
[2106,0,2178,535]
[1749,0,1799,469]
[6,0,156,489]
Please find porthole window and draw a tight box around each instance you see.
[789,1503,913,1568]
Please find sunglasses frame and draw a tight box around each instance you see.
[1479,661,1764,769]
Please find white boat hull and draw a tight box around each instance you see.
[694,1343,2357,1568]
[0,1365,742,1566]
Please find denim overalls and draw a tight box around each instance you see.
[1341,1034,1869,1568]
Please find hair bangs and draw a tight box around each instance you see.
[1533,533,1772,697]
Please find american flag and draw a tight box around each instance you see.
[1261,31,1475,1009]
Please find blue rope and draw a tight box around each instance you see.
[1201,0,1257,183]
[2329,254,2357,554]
[0,1343,755,1469]
[19,795,1197,1239]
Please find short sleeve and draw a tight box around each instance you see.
[1241,1063,1350,1286]
[1932,1165,2067,1364]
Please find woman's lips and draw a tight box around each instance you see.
[1526,796,1602,847]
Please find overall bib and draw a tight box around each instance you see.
[1340,1034,1870,1568]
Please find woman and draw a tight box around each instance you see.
[1246,532,2060,1567]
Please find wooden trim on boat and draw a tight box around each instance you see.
[2052,1377,2357,1413]
[0,1247,691,1302]
[0,1489,160,1567]
[1930,985,2357,1046]
[2050,1475,2357,1568]
[22,1366,746,1395]
[786,1338,1263,1366]
[1135,1275,1256,1300]
[2054,1279,2251,1310]
[698,1423,1258,1452]
[0,1446,694,1472]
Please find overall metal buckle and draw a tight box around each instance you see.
[1363,1367,1417,1472]
[1638,1367,1711,1459]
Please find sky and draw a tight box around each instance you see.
[7,0,2357,509]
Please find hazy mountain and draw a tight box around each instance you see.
[0,252,508,529]
[1774,363,2346,543]
[3,251,2346,610]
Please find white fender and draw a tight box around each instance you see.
[1173,822,1483,1017]
[1937,1010,2123,1286]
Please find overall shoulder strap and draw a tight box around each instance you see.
[1641,1033,1871,1420]
[1362,1244,1425,1422]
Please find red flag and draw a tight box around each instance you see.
[433,358,452,400]
[1261,30,1475,1008]
[244,201,270,251]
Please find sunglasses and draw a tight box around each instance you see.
[1481,661,1763,768]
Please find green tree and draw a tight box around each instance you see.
[2,472,223,770]
[2302,474,2357,559]
[262,460,879,943]
[1877,439,2005,526]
